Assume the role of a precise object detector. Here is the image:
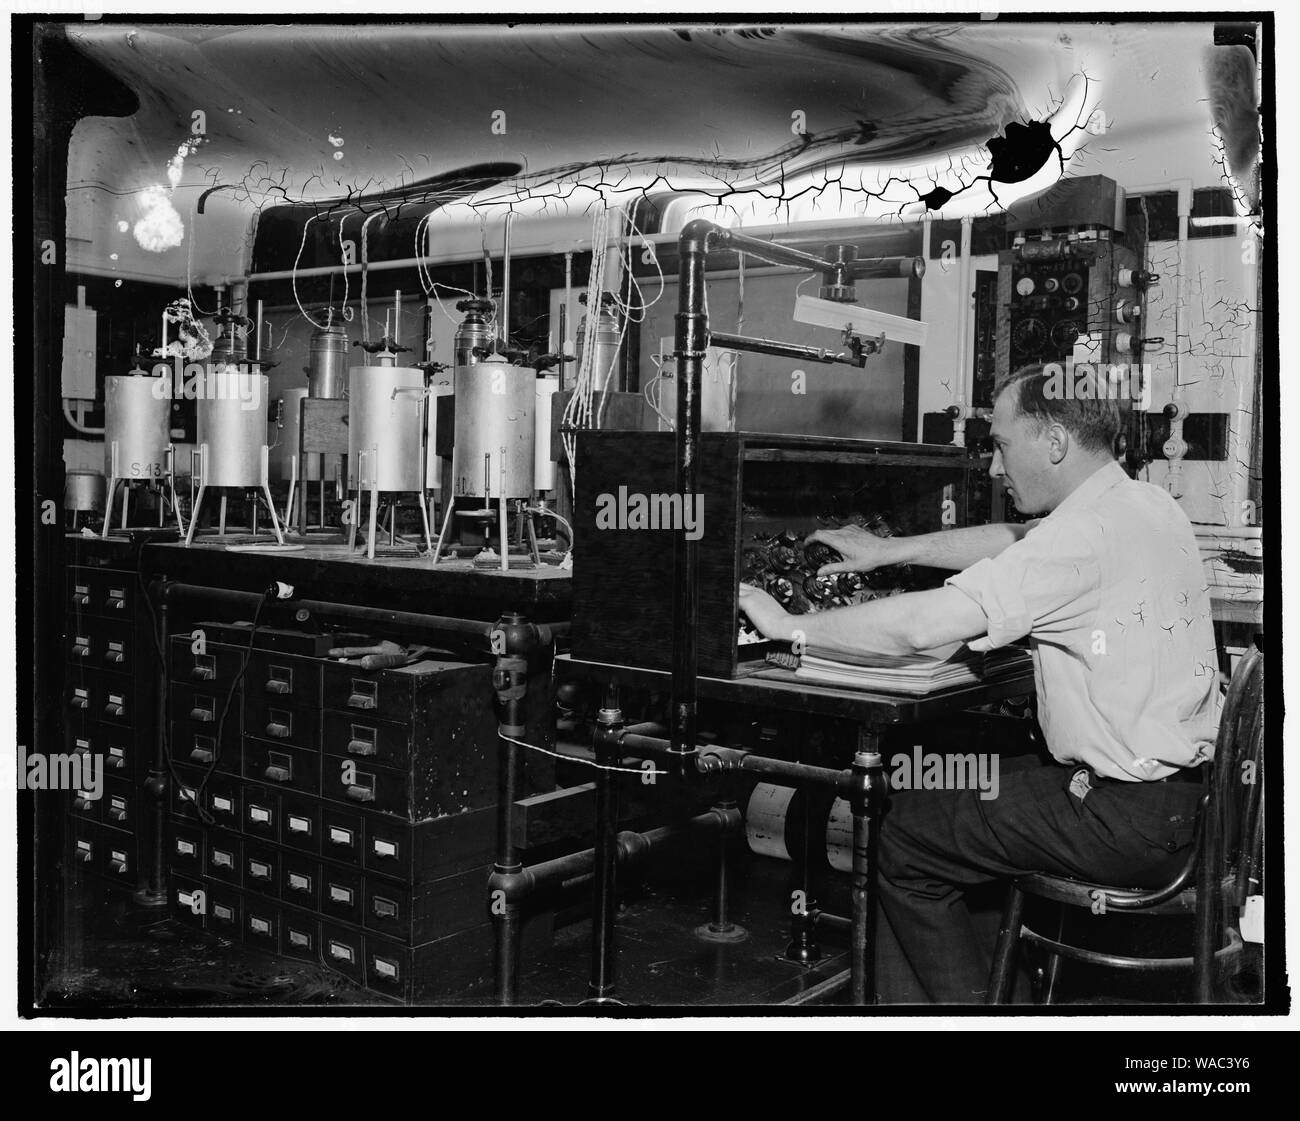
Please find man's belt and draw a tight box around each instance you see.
[1083,764,1206,786]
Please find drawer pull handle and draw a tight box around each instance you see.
[248,805,272,825]
[264,765,290,783]
[345,784,375,803]
[212,795,234,815]
[176,839,196,857]
[265,680,290,695]
[328,827,353,847]
[72,589,91,606]
[211,850,233,868]
[104,701,125,718]
[70,694,89,710]
[73,791,95,812]
[104,645,125,664]
[189,745,214,764]
[329,941,354,963]
[346,737,376,756]
[287,815,311,835]
[190,705,213,723]
[372,839,397,859]
[72,638,91,657]
[73,739,91,756]
[372,897,398,920]
[288,929,311,948]
[107,749,127,769]
[249,917,271,936]
[76,841,94,862]
[109,853,128,874]
[346,679,378,710]
[213,904,233,923]
[249,860,271,881]
[266,720,291,738]
[328,885,353,905]
[106,591,127,610]
[288,873,311,893]
[108,798,127,822]
[373,957,398,980]
[191,665,215,682]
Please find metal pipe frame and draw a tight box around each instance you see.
[158,581,569,645]
[708,330,854,367]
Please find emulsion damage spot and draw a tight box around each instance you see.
[986,120,1059,185]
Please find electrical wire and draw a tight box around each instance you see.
[188,592,272,824]
[292,214,328,330]
[358,210,385,345]
[337,213,351,314]
[497,731,673,777]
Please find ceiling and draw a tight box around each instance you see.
[58,19,1231,280]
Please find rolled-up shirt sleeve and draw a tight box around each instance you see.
[945,521,1101,651]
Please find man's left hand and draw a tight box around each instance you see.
[738,583,794,642]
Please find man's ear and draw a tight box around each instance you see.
[1046,422,1070,465]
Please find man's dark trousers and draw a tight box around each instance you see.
[875,757,1204,1003]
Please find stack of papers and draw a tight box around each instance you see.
[794,643,1032,694]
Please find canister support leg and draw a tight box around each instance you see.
[101,477,119,540]
[430,496,455,564]
[185,485,206,546]
[366,479,379,560]
[418,491,433,552]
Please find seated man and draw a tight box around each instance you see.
[738,362,1220,1003]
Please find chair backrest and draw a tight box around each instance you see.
[1205,646,1265,912]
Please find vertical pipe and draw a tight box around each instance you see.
[785,784,821,964]
[501,212,514,352]
[393,290,402,347]
[254,299,264,361]
[952,217,973,448]
[588,684,623,1001]
[849,743,887,1005]
[135,584,169,908]
[670,221,714,772]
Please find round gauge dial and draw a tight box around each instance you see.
[1051,320,1082,349]
[1061,272,1084,294]
[1011,317,1048,353]
[1015,277,1036,297]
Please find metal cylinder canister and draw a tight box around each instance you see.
[452,357,536,499]
[270,387,329,482]
[655,342,738,432]
[196,370,270,487]
[346,364,425,492]
[65,470,106,513]
[424,371,454,490]
[573,295,622,392]
[104,374,171,480]
[307,321,349,398]
[454,300,496,368]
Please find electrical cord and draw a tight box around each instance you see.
[187,587,276,825]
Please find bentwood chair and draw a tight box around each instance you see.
[987,645,1264,1004]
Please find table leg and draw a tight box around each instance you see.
[587,683,622,1002]
[784,781,821,964]
[850,731,887,1005]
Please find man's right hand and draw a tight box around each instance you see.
[804,525,904,575]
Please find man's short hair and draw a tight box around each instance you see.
[993,363,1121,454]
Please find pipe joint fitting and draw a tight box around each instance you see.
[487,864,536,905]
